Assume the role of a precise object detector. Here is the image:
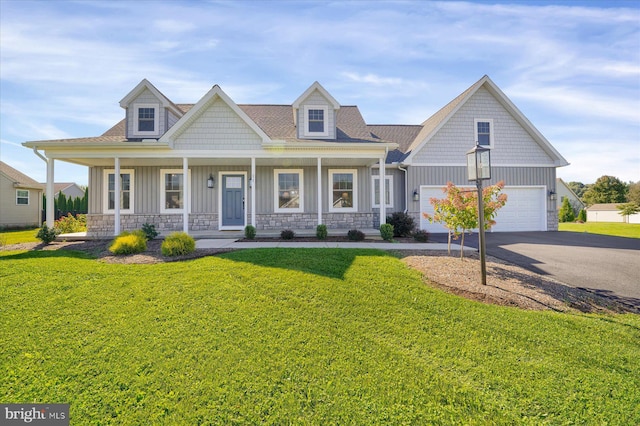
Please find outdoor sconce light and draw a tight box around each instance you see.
[412,190,420,201]
[466,142,492,286]
[207,174,215,189]
[549,190,557,201]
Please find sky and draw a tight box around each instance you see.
[1,0,639,186]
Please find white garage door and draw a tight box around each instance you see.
[420,186,547,233]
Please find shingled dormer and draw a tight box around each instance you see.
[292,81,340,140]
[119,79,183,140]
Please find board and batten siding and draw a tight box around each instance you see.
[173,98,263,150]
[296,91,337,139]
[411,88,554,166]
[126,88,165,138]
[371,168,406,213]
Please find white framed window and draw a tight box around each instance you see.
[16,189,29,205]
[161,169,191,214]
[474,118,494,148]
[372,175,393,208]
[103,169,134,214]
[329,169,357,212]
[303,105,329,137]
[274,169,304,213]
[133,103,159,136]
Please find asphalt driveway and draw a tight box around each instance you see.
[430,231,640,309]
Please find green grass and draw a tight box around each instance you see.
[0,228,39,245]
[559,222,640,238]
[1,248,639,424]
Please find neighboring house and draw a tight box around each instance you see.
[49,182,86,199]
[556,178,585,215]
[24,75,568,237]
[0,161,44,228]
[587,204,640,224]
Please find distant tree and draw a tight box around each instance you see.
[582,175,628,206]
[577,209,587,222]
[617,203,640,223]
[628,181,640,205]
[66,197,74,212]
[566,181,588,199]
[558,197,575,223]
[56,192,67,213]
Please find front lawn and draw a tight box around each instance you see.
[0,228,39,245]
[559,222,640,238]
[1,248,638,424]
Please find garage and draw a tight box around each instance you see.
[419,186,547,233]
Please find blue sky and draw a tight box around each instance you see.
[1,0,638,186]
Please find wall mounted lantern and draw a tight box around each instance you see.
[412,189,420,201]
[549,190,557,201]
[207,174,215,189]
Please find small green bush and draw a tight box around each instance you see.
[347,229,365,241]
[141,223,159,241]
[316,224,328,240]
[413,229,429,242]
[280,229,295,240]
[386,212,416,237]
[578,209,587,222]
[558,198,575,223]
[380,223,394,241]
[244,225,257,240]
[161,232,196,257]
[54,213,87,233]
[36,225,59,244]
[109,231,147,255]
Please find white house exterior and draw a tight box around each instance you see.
[23,76,568,237]
[0,161,43,228]
[587,204,640,224]
[556,178,585,215]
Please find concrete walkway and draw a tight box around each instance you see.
[196,239,469,251]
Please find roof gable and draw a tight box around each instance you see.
[119,79,183,117]
[403,75,569,166]
[159,85,271,145]
[292,81,340,110]
[0,161,43,189]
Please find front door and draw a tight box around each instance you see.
[221,174,245,229]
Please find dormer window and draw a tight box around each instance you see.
[133,104,159,136]
[303,105,329,137]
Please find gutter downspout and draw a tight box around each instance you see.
[398,164,408,214]
[33,148,54,228]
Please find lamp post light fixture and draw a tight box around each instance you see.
[466,142,491,285]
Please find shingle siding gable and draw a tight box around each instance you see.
[126,88,165,138]
[411,88,556,165]
[296,91,337,139]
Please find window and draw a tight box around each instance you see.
[475,119,494,147]
[372,175,393,208]
[303,105,329,137]
[274,169,304,213]
[329,169,357,212]
[103,169,134,214]
[161,169,190,214]
[133,104,159,136]
[16,189,29,205]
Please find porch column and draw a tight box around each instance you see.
[46,158,55,228]
[251,157,256,227]
[317,157,322,225]
[379,158,386,225]
[114,157,120,235]
[183,157,189,234]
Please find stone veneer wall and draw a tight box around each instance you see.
[87,214,218,237]
[254,213,375,230]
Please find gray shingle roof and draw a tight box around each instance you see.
[0,161,43,189]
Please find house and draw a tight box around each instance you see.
[0,161,44,228]
[556,178,585,215]
[587,204,640,224]
[49,182,86,200]
[23,75,568,238]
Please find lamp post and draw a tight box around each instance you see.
[466,142,491,285]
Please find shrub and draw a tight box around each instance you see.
[161,232,196,257]
[141,223,159,241]
[578,209,587,222]
[244,225,256,240]
[558,198,575,223]
[316,224,328,240]
[413,229,429,242]
[54,213,87,233]
[280,229,295,240]
[386,212,415,237]
[109,231,147,255]
[36,225,59,244]
[347,229,365,241]
[380,223,394,241]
